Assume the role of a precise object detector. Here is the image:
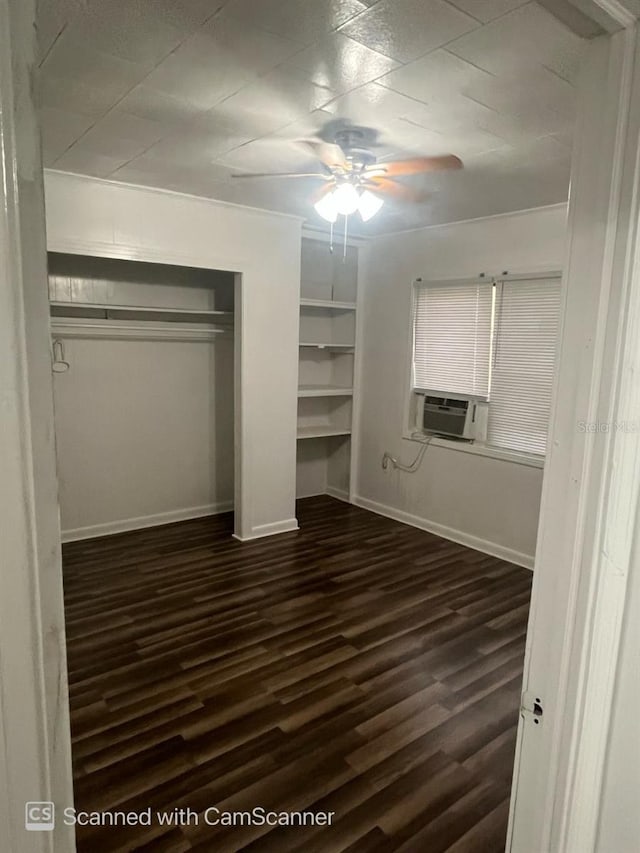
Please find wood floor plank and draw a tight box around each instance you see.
[63,495,531,852]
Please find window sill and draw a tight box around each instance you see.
[401,432,545,469]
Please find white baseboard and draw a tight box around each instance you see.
[352,495,534,570]
[63,494,534,570]
[61,501,233,542]
[233,517,299,542]
[325,486,350,503]
[295,487,350,502]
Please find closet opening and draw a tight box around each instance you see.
[48,252,237,542]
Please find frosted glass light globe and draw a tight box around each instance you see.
[314,190,338,223]
[333,183,360,215]
[358,190,384,222]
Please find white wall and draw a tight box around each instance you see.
[54,336,234,538]
[296,440,329,498]
[44,171,302,540]
[355,204,568,566]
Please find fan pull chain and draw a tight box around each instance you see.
[329,221,334,253]
[343,213,348,260]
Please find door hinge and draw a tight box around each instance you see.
[521,690,544,727]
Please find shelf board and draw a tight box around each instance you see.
[297,425,352,440]
[299,342,354,351]
[300,298,356,311]
[298,385,353,398]
[50,301,232,318]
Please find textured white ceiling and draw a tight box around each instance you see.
[37,0,585,234]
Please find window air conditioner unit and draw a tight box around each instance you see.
[415,392,488,442]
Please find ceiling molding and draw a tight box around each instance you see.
[539,0,639,34]
[357,201,569,239]
[536,0,608,35]
[301,225,368,245]
[44,169,306,224]
[591,0,640,27]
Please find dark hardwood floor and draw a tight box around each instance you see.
[62,496,532,853]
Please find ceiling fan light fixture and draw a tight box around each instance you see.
[314,190,338,223]
[358,189,384,222]
[232,132,462,229]
[333,182,360,216]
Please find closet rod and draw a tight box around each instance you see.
[50,321,230,343]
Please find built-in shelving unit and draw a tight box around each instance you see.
[296,236,359,502]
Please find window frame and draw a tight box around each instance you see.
[404,270,563,469]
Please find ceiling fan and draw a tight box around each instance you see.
[231,127,463,225]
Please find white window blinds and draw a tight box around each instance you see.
[413,280,493,399]
[488,277,561,455]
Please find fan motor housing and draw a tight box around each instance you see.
[334,129,376,169]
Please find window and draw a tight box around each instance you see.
[488,278,562,454]
[412,280,493,398]
[412,275,561,456]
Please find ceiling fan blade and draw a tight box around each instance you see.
[231,171,331,179]
[300,140,348,171]
[367,155,463,177]
[364,177,429,203]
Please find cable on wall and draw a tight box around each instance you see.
[382,433,433,473]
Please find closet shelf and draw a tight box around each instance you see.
[298,385,353,398]
[50,301,233,320]
[297,425,352,440]
[300,299,357,311]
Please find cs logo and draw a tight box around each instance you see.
[25,802,55,831]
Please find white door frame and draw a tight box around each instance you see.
[508,3,640,852]
[0,0,75,850]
